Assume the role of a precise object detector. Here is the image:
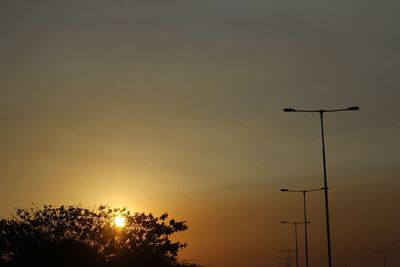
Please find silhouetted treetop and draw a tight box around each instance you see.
[0,205,193,267]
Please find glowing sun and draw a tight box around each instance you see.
[114,215,126,227]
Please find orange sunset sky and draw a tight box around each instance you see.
[1,1,400,267]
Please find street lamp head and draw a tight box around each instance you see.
[347,106,360,111]
[280,188,289,192]
[283,108,296,112]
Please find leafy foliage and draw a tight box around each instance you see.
[0,205,193,267]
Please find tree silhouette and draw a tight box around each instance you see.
[0,205,195,267]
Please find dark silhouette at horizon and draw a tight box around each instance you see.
[0,204,202,267]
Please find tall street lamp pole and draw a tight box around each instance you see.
[283,106,359,267]
[372,251,386,267]
[280,187,325,267]
[281,221,310,267]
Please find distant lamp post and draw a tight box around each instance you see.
[283,106,359,267]
[279,249,296,267]
[279,256,291,267]
[281,221,311,267]
[280,187,325,267]
[372,251,386,267]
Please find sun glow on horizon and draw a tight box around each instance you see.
[114,215,126,228]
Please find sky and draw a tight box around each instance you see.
[1,1,400,267]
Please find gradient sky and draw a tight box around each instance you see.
[1,1,400,267]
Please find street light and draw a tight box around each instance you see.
[281,221,311,267]
[279,249,297,267]
[283,106,359,267]
[372,251,386,267]
[279,256,293,267]
[280,187,326,267]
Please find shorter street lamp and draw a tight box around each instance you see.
[280,187,325,267]
[279,249,296,267]
[279,257,296,267]
[372,251,386,267]
[281,221,310,267]
[279,257,291,267]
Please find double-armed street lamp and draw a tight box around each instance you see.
[281,221,311,267]
[372,251,386,267]
[283,106,359,267]
[280,187,325,267]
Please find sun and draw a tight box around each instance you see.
[114,215,126,228]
